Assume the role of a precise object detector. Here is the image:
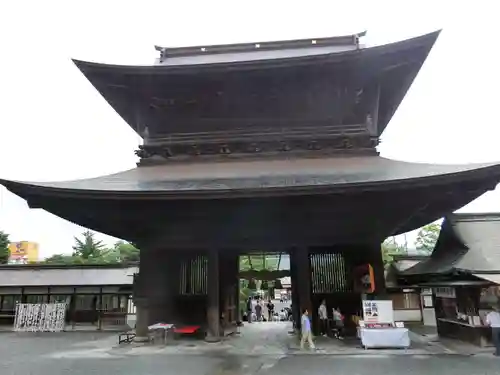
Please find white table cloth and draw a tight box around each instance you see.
[359,327,410,349]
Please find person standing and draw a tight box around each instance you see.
[255,299,263,322]
[332,307,345,339]
[485,305,500,356]
[300,309,315,350]
[318,300,328,336]
[246,297,253,323]
[267,300,275,322]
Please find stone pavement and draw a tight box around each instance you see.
[3,330,500,375]
[3,327,500,375]
[40,321,453,358]
[407,324,497,357]
[42,322,452,358]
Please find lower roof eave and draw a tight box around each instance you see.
[2,156,500,201]
[2,172,500,202]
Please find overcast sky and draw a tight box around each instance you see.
[0,1,499,258]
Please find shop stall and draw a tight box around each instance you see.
[358,299,410,349]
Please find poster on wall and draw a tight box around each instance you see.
[362,300,394,324]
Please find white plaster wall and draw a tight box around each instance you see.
[126,299,136,329]
[394,309,422,322]
[422,308,437,327]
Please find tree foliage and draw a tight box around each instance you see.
[381,236,407,267]
[43,231,140,265]
[0,231,10,264]
[72,230,105,259]
[415,222,441,255]
[239,254,280,271]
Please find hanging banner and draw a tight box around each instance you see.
[13,303,67,332]
[362,300,394,324]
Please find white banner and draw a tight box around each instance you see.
[13,303,67,332]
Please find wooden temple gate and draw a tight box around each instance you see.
[133,245,385,339]
[174,252,239,333]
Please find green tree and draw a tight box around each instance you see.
[0,231,10,264]
[72,230,105,260]
[239,254,279,271]
[44,254,85,264]
[99,241,140,264]
[381,236,407,267]
[114,241,140,263]
[415,222,441,254]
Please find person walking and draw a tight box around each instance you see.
[318,300,328,336]
[485,305,500,356]
[300,309,315,350]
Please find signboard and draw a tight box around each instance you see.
[8,241,39,264]
[354,264,375,293]
[362,300,394,324]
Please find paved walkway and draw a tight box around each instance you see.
[31,321,454,359]
[6,330,500,375]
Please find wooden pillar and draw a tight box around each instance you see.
[291,247,312,329]
[137,247,179,325]
[133,299,149,342]
[205,249,220,342]
[371,243,387,298]
[289,250,300,329]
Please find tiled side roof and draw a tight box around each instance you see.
[0,266,138,287]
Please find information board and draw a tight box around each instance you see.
[362,300,394,324]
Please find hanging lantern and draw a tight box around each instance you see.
[274,278,283,289]
[248,278,257,290]
[261,280,268,290]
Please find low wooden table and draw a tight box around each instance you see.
[118,331,136,344]
[149,323,175,345]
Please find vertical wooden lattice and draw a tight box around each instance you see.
[310,253,350,293]
[179,255,207,295]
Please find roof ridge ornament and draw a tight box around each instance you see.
[154,31,367,61]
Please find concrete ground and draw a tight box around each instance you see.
[2,322,500,375]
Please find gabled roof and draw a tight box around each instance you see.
[402,213,500,276]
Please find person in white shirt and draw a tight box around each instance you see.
[485,305,500,356]
[318,300,328,337]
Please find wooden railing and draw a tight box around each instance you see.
[148,123,370,146]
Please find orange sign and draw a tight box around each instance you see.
[8,241,39,263]
[353,264,375,293]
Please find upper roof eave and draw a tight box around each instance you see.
[71,30,441,74]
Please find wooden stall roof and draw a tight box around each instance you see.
[402,213,500,277]
[2,156,500,200]
[0,264,138,287]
